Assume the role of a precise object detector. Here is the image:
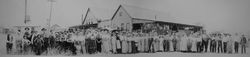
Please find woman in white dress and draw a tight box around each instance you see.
[159,35,164,52]
[127,34,132,53]
[187,34,193,52]
[80,34,86,54]
[180,34,187,51]
[191,34,197,51]
[169,34,174,51]
[137,35,142,52]
[153,35,158,52]
[121,34,127,53]
[101,31,110,54]
[144,34,148,52]
[111,34,117,53]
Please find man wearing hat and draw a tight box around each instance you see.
[240,35,247,54]
[23,27,32,54]
[6,31,14,54]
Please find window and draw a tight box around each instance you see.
[119,12,122,16]
[121,23,124,30]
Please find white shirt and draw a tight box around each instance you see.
[222,36,228,42]
[233,35,241,42]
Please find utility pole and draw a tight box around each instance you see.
[24,0,28,24]
[48,0,56,30]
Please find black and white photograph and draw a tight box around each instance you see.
[0,0,249,57]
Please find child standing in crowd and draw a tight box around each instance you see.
[15,30,23,54]
[6,32,14,54]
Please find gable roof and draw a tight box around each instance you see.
[112,4,200,26]
[88,7,116,20]
[122,5,171,20]
[83,7,116,24]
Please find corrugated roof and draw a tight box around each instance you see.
[121,4,198,26]
[122,5,171,20]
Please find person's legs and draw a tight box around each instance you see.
[204,41,208,52]
[196,42,200,52]
[217,41,222,53]
[244,45,246,53]
[211,40,216,52]
[210,40,213,52]
[166,40,170,52]
[163,40,166,52]
[201,40,205,52]
[148,38,152,52]
[223,42,227,53]
[234,42,238,53]
[173,40,177,52]
[241,45,243,54]
[6,43,10,54]
[213,41,217,53]
[242,45,246,54]
[199,42,202,52]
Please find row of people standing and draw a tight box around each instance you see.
[77,30,248,54]
[209,33,248,54]
[6,27,248,55]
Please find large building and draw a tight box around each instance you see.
[77,5,203,32]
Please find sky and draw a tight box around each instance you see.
[0,0,250,34]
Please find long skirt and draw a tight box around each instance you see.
[102,40,110,53]
[144,39,148,52]
[141,39,145,52]
[81,40,86,54]
[131,41,137,53]
[191,41,197,51]
[159,39,164,51]
[128,41,132,53]
[137,39,142,52]
[122,40,127,53]
[153,40,158,52]
[227,41,233,53]
[180,38,187,51]
[187,40,192,51]
[15,40,23,53]
[86,39,96,54]
[111,39,117,53]
[169,40,173,51]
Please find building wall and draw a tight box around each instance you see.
[98,20,111,29]
[111,6,133,31]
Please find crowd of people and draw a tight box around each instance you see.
[5,27,248,55]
